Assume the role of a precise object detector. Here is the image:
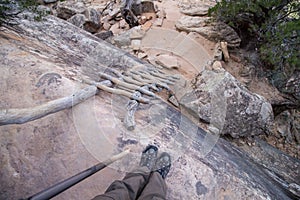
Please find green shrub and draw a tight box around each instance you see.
[0,0,43,25]
[0,0,11,24]
[209,0,300,92]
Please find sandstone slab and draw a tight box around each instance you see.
[179,3,213,16]
[176,16,241,47]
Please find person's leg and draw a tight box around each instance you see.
[136,172,167,200]
[92,145,158,200]
[137,152,171,200]
[92,167,151,200]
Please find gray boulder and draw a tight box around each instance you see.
[67,8,101,33]
[179,70,274,138]
[67,14,86,29]
[175,16,241,47]
[83,8,101,33]
[56,1,86,20]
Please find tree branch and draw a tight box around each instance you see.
[0,86,98,125]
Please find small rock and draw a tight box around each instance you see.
[109,20,117,25]
[94,31,113,40]
[138,52,147,59]
[155,54,179,69]
[67,14,86,29]
[141,20,153,31]
[154,18,163,27]
[144,12,156,20]
[110,22,121,35]
[169,95,179,107]
[131,39,141,51]
[36,5,52,14]
[113,30,131,47]
[102,22,111,30]
[119,19,128,29]
[130,29,145,39]
[139,15,148,24]
[108,7,120,19]
[212,61,224,72]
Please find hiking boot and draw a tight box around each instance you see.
[139,145,158,170]
[155,152,171,179]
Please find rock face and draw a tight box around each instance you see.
[176,16,241,47]
[180,70,274,138]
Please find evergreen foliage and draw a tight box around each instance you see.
[209,0,299,88]
[0,0,41,25]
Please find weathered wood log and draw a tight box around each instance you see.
[83,78,150,104]
[148,71,177,83]
[0,86,98,126]
[136,70,175,85]
[124,92,141,131]
[147,68,180,80]
[122,73,159,91]
[104,68,124,80]
[220,41,230,62]
[128,72,170,90]
[98,72,156,97]
[122,75,145,86]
